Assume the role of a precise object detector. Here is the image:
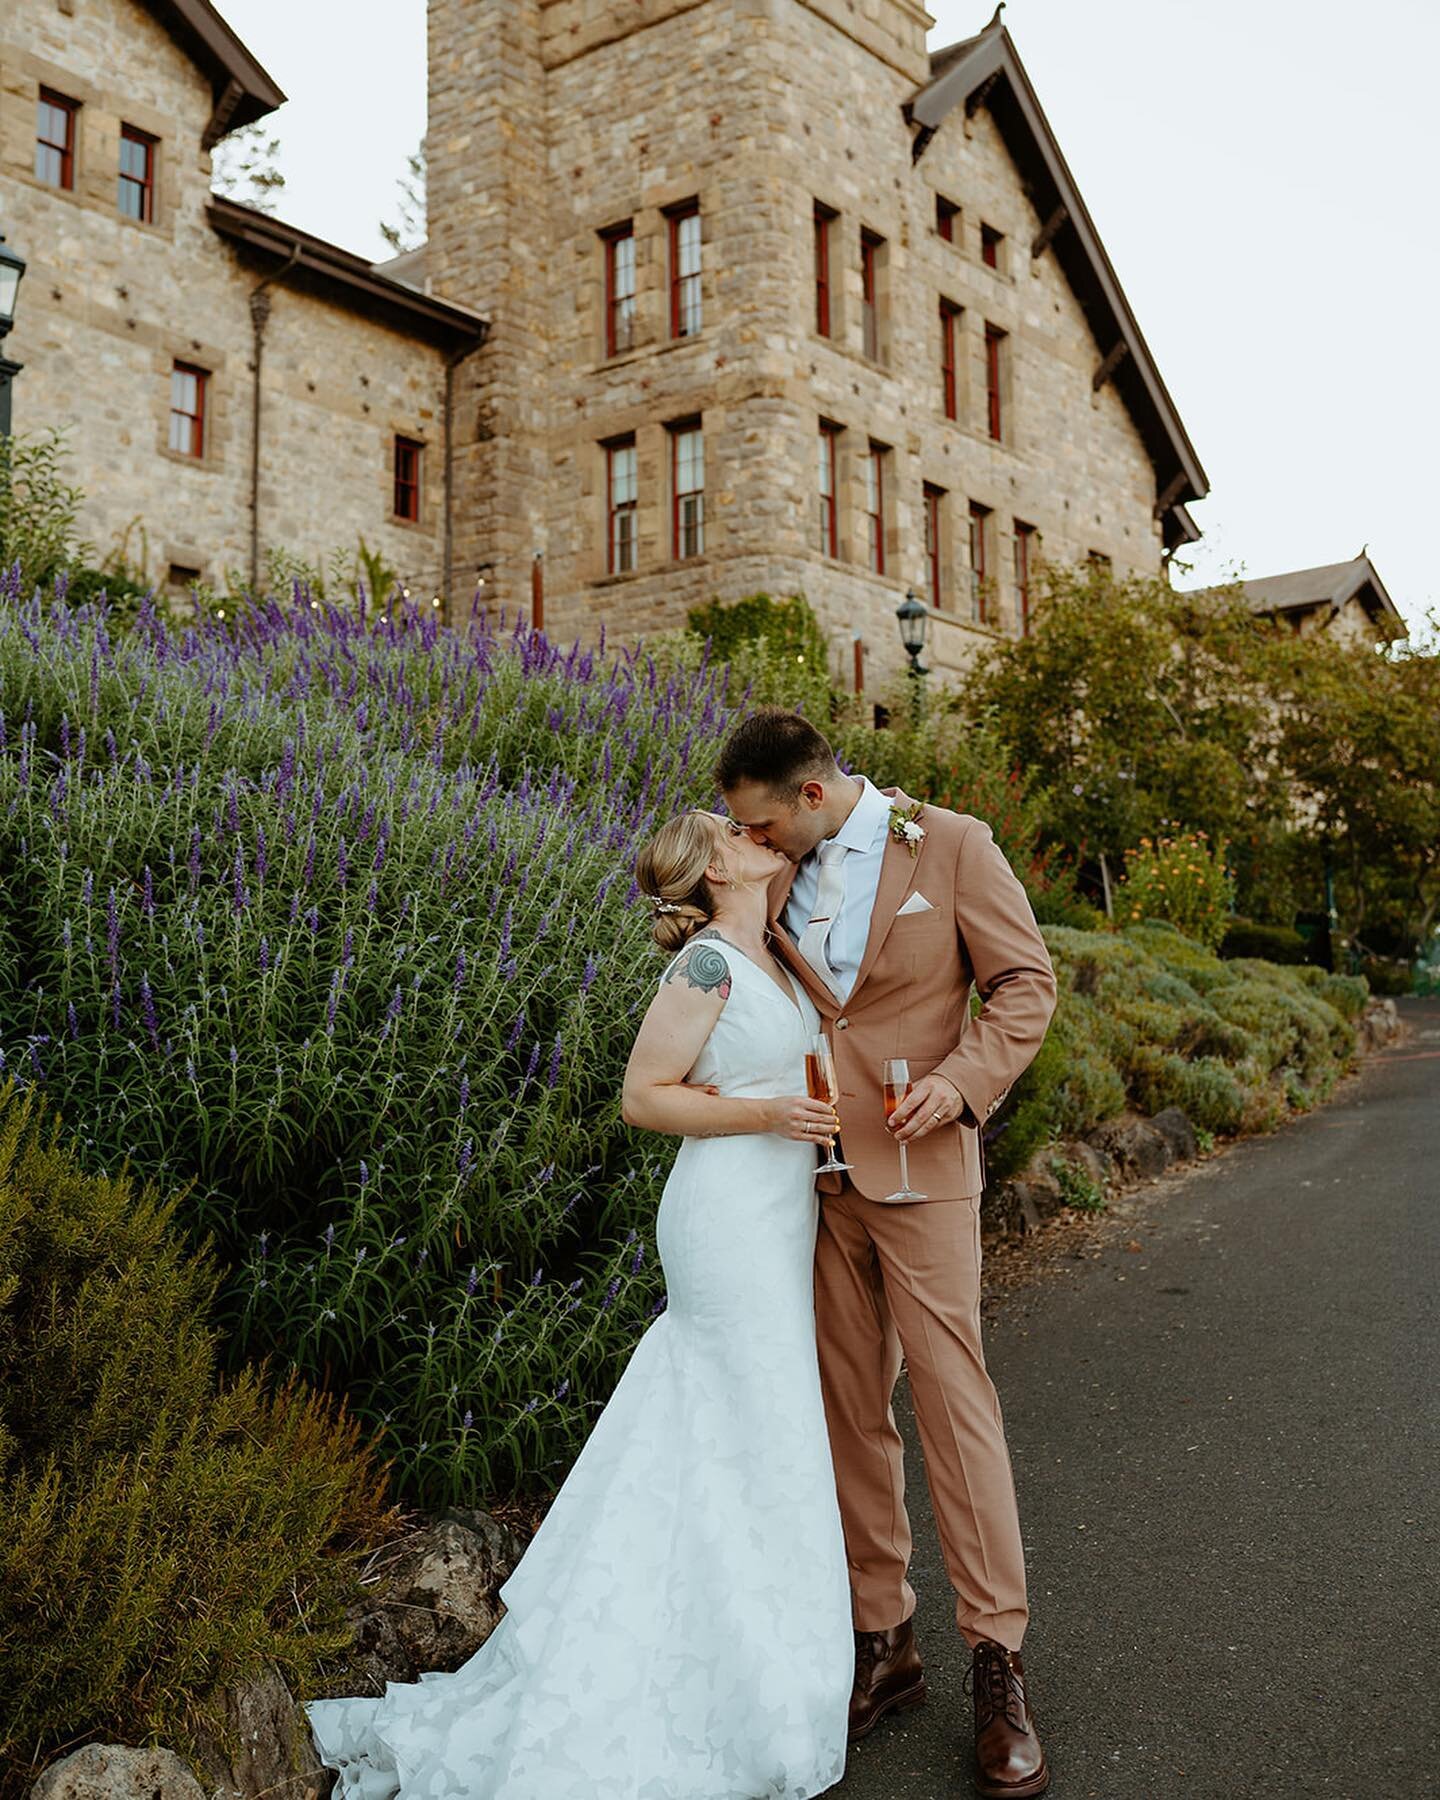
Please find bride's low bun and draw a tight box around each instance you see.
[635,813,725,953]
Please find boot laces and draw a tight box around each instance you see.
[964,1641,1028,1733]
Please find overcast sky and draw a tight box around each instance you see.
[219,0,1439,645]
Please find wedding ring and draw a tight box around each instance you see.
[930,1110,942,1122]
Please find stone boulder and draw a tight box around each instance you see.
[1087,1113,1175,1182]
[188,1662,330,1800]
[31,1745,207,1800]
[306,1505,527,1701]
[1357,996,1402,1053]
[1147,1106,1198,1163]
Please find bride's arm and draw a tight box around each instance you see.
[621,943,836,1141]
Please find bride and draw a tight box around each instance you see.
[304,809,855,1799]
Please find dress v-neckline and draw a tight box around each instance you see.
[708,933,808,1024]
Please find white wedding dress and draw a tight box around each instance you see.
[304,932,854,1800]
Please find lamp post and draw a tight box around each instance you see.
[895,586,930,678]
[0,235,27,439]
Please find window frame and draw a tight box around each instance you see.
[981,223,1004,270]
[601,221,637,359]
[985,322,1006,441]
[36,88,79,191]
[1013,520,1036,636]
[814,202,836,338]
[817,420,841,559]
[168,361,208,460]
[393,435,423,523]
[939,299,960,422]
[118,123,157,223]
[968,500,993,625]
[935,195,959,242]
[860,228,883,361]
[666,201,702,341]
[923,483,945,610]
[606,435,639,575]
[863,440,887,575]
[669,418,704,560]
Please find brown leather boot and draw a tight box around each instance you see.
[847,1618,927,1743]
[966,1638,1050,1797]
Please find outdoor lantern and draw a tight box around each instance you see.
[895,586,930,676]
[0,235,24,337]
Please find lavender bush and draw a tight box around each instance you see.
[0,567,747,1500]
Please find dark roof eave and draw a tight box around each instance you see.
[907,21,1209,520]
[207,198,489,350]
[141,0,286,141]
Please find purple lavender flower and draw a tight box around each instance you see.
[525,1041,541,1084]
[61,918,72,952]
[458,1137,474,1179]
[454,948,466,992]
[336,835,349,888]
[141,866,155,917]
[600,1276,621,1312]
[581,953,599,992]
[306,905,319,934]
[259,936,270,973]
[386,985,403,1021]
[227,781,240,835]
[303,833,316,887]
[631,1240,645,1274]
[459,1072,470,1111]
[67,1001,78,1039]
[187,827,202,888]
[255,824,268,881]
[546,1035,563,1088]
[465,1265,479,1296]
[140,972,159,1046]
[505,1012,524,1052]
[323,1222,336,1252]
[81,869,93,907]
[106,887,120,972]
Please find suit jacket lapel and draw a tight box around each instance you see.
[849,785,929,999]
[766,858,840,1015]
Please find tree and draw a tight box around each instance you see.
[379,142,427,256]
[210,121,286,214]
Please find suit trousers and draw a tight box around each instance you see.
[813,1173,1029,1652]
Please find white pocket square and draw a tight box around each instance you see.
[896,891,936,916]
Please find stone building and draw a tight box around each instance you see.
[4,0,1216,683]
[1193,551,1406,651]
[1,0,485,605]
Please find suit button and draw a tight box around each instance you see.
[836,1017,849,1029]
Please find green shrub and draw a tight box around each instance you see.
[1115,829,1236,951]
[1219,917,1310,963]
[0,1076,401,1793]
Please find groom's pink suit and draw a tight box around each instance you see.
[766,786,1057,1652]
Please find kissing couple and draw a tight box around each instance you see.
[307,705,1059,1798]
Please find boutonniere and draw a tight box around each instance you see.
[888,802,926,858]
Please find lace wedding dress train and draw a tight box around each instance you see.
[304,934,854,1800]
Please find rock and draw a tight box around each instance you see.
[188,1662,330,1800]
[1357,997,1402,1053]
[1087,1113,1173,1182]
[306,1508,526,1700]
[1148,1106,1198,1162]
[31,1745,207,1800]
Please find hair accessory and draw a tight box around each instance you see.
[645,894,685,915]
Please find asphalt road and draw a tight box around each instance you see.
[836,996,1439,1800]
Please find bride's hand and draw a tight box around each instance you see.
[763,1096,844,1142]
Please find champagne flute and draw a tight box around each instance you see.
[806,1034,852,1173]
[882,1058,927,1201]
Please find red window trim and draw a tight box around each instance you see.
[37,88,78,191]
[817,421,841,558]
[981,223,1002,269]
[860,229,882,360]
[865,442,886,575]
[170,361,207,459]
[814,203,835,338]
[669,418,703,560]
[606,436,638,575]
[119,123,156,222]
[1014,520,1035,636]
[394,435,422,522]
[601,221,635,359]
[936,196,958,242]
[969,501,992,625]
[667,201,701,341]
[985,323,1005,441]
[923,483,944,610]
[939,300,959,421]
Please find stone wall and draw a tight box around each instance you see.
[429,0,1170,682]
[2,0,451,599]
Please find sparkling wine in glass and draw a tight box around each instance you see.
[806,1035,852,1173]
[882,1057,926,1201]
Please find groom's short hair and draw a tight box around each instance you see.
[714,707,841,803]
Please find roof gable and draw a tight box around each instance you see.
[904,5,1208,549]
[138,0,286,147]
[1224,552,1407,641]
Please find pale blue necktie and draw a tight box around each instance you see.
[798,840,848,996]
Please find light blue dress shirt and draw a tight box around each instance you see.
[783,774,894,1005]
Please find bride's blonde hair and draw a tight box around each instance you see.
[635,811,765,954]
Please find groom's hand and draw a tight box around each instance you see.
[888,1072,963,1143]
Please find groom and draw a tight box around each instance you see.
[716,707,1057,1799]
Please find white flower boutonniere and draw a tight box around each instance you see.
[888,801,926,858]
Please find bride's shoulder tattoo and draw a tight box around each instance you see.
[665,933,732,999]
